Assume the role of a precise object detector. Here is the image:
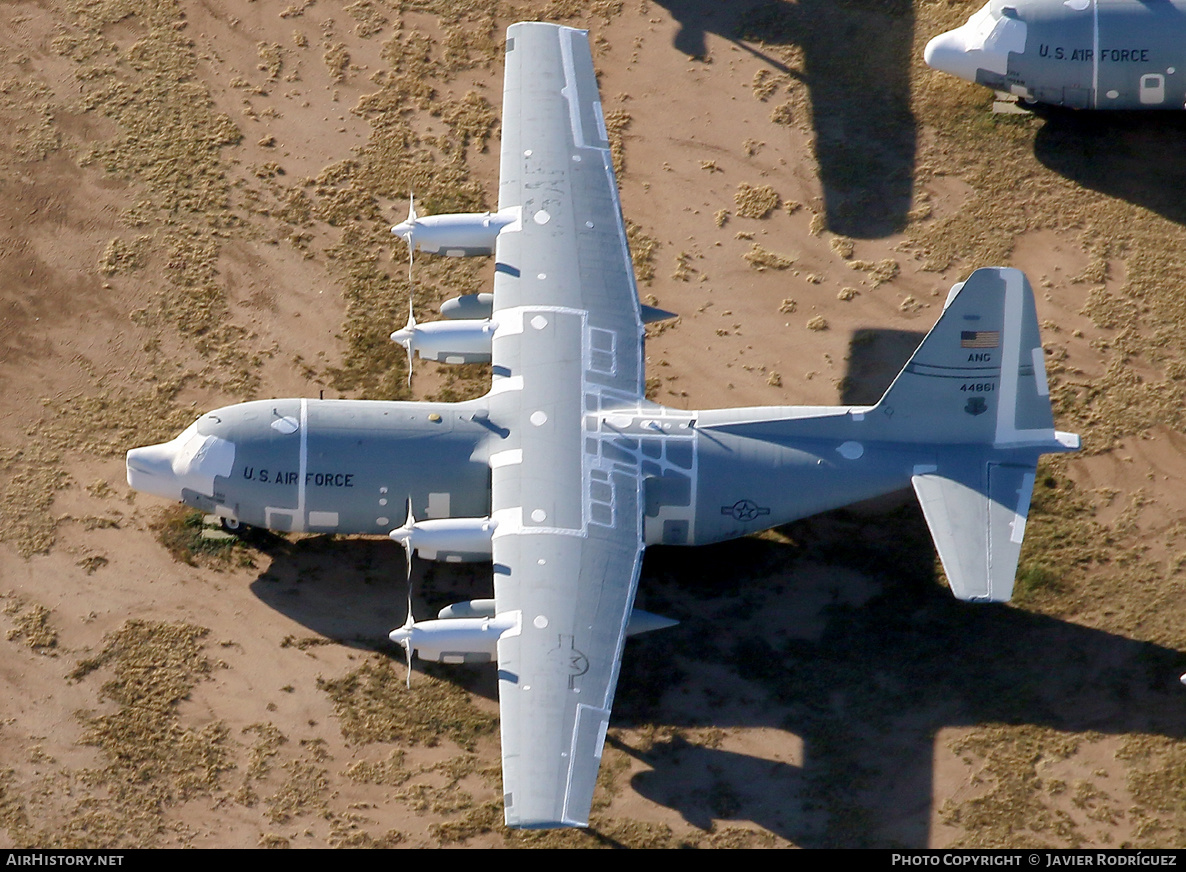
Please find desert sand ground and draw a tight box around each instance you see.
[1,0,1185,849]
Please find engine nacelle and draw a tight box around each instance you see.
[435,599,679,636]
[392,209,518,257]
[390,610,520,664]
[389,515,496,562]
[440,293,494,320]
[391,318,496,365]
[437,599,497,619]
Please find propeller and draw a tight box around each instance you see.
[392,193,419,285]
[391,585,416,688]
[389,194,421,387]
[388,497,417,687]
[388,497,417,583]
[390,297,418,386]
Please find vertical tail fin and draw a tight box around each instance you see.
[693,267,1079,602]
[874,267,1061,447]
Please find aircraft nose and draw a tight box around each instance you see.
[126,421,236,502]
[924,29,976,82]
[391,221,412,241]
[126,441,183,501]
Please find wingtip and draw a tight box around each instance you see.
[1055,431,1081,452]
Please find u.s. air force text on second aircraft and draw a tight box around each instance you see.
[240,469,355,487]
[924,0,1186,110]
[1039,46,1150,62]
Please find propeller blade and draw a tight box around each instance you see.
[404,298,416,386]
[392,193,418,284]
[402,497,415,583]
[389,299,418,386]
[388,497,416,582]
[406,194,416,283]
[403,529,416,688]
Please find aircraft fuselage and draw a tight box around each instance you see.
[925,0,1186,109]
[127,395,965,549]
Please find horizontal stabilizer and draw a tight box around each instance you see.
[912,456,1038,602]
[626,609,678,636]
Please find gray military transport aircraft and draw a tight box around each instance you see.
[126,22,1079,829]
[925,0,1186,109]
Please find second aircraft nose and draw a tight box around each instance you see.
[126,441,184,501]
[923,30,977,82]
[126,421,236,503]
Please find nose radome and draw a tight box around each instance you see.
[126,440,184,501]
[126,423,236,503]
[924,30,976,81]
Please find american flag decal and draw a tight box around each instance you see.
[961,330,1000,349]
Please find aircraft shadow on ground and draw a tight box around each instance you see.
[1034,107,1186,225]
[839,326,927,405]
[621,527,1186,847]
[651,0,917,239]
[247,533,508,702]
[609,328,1186,845]
[245,484,1186,847]
[247,533,488,652]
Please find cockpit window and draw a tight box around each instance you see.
[969,4,1002,43]
[956,1,1027,73]
[172,424,213,476]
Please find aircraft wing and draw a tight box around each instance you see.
[494,21,644,383]
[487,22,648,828]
